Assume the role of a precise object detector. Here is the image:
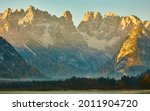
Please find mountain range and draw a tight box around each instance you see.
[0,5,150,79]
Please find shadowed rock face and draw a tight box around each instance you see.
[0,36,43,79]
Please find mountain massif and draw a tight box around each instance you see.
[0,5,150,79]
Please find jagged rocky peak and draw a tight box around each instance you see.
[129,15,142,26]
[143,21,150,31]
[101,12,120,26]
[27,6,50,18]
[26,5,36,12]
[119,15,143,32]
[4,8,12,14]
[119,16,134,31]
[61,11,76,29]
[98,12,120,36]
[78,11,102,34]
[1,8,12,19]
[83,11,94,21]
[103,12,120,24]
[104,12,119,18]
[18,5,36,25]
[63,11,72,22]
[120,16,133,25]
[13,9,25,15]
[94,12,102,20]
[20,9,25,13]
[83,11,102,22]
[14,9,19,14]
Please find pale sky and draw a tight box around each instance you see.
[0,0,149,26]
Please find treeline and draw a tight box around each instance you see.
[0,70,150,90]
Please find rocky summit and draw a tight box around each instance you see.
[0,5,150,79]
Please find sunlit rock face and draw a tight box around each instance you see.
[114,16,150,75]
[143,21,150,31]
[18,5,35,25]
[114,25,150,75]
[116,27,143,74]
[1,8,12,20]
[100,26,150,78]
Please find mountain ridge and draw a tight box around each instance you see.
[0,36,44,79]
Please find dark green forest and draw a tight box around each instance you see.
[0,70,150,90]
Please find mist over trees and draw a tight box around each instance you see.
[0,70,150,90]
